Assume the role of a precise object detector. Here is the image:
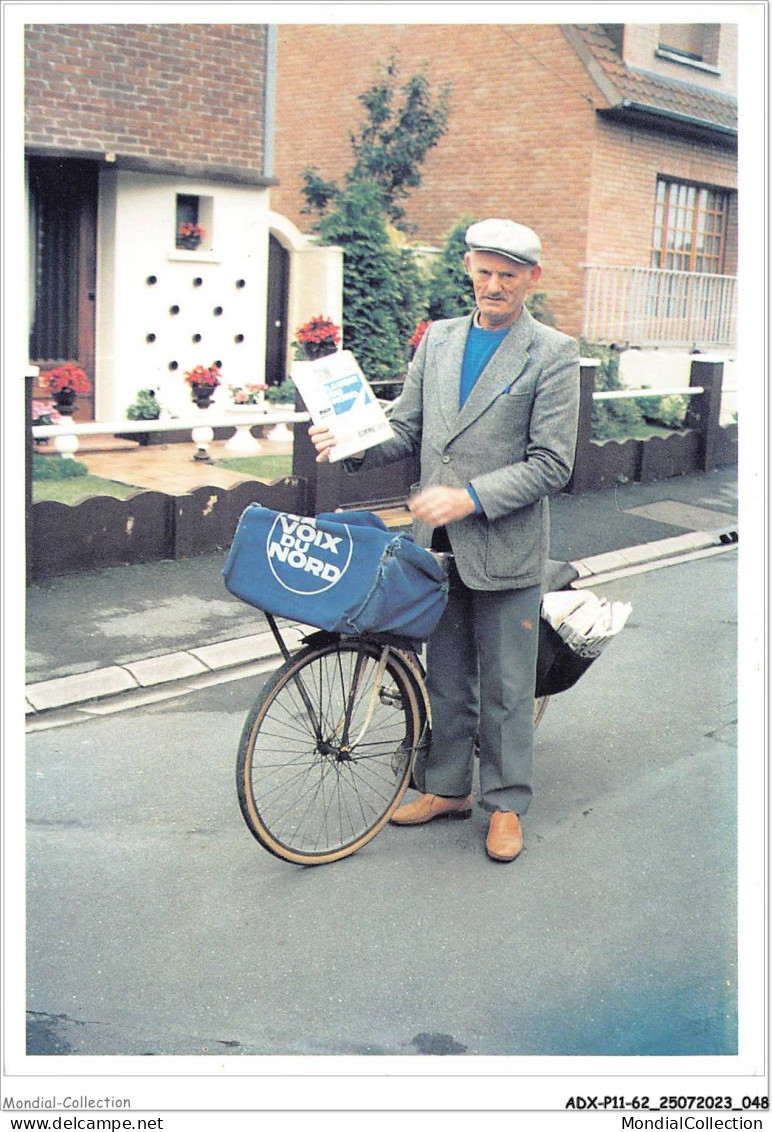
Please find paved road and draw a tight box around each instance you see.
[24,549,741,1058]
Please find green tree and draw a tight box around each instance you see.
[426,217,476,319]
[302,55,451,231]
[314,179,408,381]
[301,56,451,377]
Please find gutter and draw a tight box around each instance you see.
[607,99,737,137]
[263,24,277,181]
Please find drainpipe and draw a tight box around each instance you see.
[263,25,277,180]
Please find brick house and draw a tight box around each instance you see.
[23,22,342,422]
[271,21,738,352]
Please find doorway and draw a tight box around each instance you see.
[28,157,98,418]
[265,234,289,386]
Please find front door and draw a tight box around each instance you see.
[28,157,98,418]
[265,234,289,386]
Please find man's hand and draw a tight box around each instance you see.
[308,424,366,464]
[308,424,337,463]
[408,485,477,528]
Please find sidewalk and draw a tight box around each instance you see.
[25,465,738,722]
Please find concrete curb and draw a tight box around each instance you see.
[26,527,737,720]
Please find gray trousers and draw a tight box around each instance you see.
[423,558,542,815]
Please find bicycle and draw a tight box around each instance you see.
[226,505,578,868]
[235,607,551,867]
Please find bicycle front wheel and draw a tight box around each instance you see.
[237,639,421,866]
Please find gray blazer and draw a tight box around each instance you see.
[364,307,580,590]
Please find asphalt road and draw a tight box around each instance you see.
[24,549,741,1059]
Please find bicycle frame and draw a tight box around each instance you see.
[263,611,433,770]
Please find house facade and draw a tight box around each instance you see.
[24,22,342,422]
[271,21,738,352]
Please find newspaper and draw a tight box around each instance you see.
[541,589,633,658]
[291,350,394,462]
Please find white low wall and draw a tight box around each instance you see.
[618,349,737,425]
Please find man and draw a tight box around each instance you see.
[309,218,580,862]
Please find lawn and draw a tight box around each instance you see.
[215,454,293,480]
[32,475,142,504]
[31,450,294,504]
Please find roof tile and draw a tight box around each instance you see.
[572,25,737,132]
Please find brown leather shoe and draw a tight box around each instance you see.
[486,811,523,861]
[390,793,474,825]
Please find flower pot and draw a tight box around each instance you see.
[51,389,77,416]
[177,235,202,251]
[191,383,214,409]
[302,343,338,361]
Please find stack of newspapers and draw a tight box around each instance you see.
[541,590,632,659]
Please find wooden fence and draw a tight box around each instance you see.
[26,360,737,581]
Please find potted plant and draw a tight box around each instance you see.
[184,363,221,409]
[121,388,162,446]
[41,364,92,415]
[292,314,341,361]
[266,378,297,408]
[228,383,269,408]
[177,222,206,251]
[127,388,161,420]
[31,400,62,445]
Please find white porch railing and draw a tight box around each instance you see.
[583,264,737,349]
[32,408,310,461]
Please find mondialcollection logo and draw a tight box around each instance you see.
[266,513,353,595]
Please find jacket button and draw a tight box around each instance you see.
[442,455,451,464]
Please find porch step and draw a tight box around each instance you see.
[35,434,141,455]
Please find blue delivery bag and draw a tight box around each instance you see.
[222,505,449,642]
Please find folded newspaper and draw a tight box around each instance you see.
[291,350,395,462]
[541,590,633,659]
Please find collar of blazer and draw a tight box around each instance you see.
[432,307,537,440]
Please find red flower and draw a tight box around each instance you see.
[43,364,92,395]
[295,315,341,348]
[184,364,221,388]
[409,319,433,352]
[178,222,206,240]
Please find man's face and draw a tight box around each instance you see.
[465,249,542,330]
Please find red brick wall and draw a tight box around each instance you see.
[273,23,598,334]
[272,22,737,337]
[25,24,268,175]
[586,118,738,270]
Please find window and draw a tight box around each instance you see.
[651,178,729,274]
[176,193,199,230]
[657,24,720,67]
[174,193,213,251]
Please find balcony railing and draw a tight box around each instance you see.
[583,264,737,349]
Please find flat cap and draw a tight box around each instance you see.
[465,218,541,265]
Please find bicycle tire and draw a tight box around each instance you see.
[237,638,422,865]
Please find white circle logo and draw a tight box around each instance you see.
[266,513,354,595]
